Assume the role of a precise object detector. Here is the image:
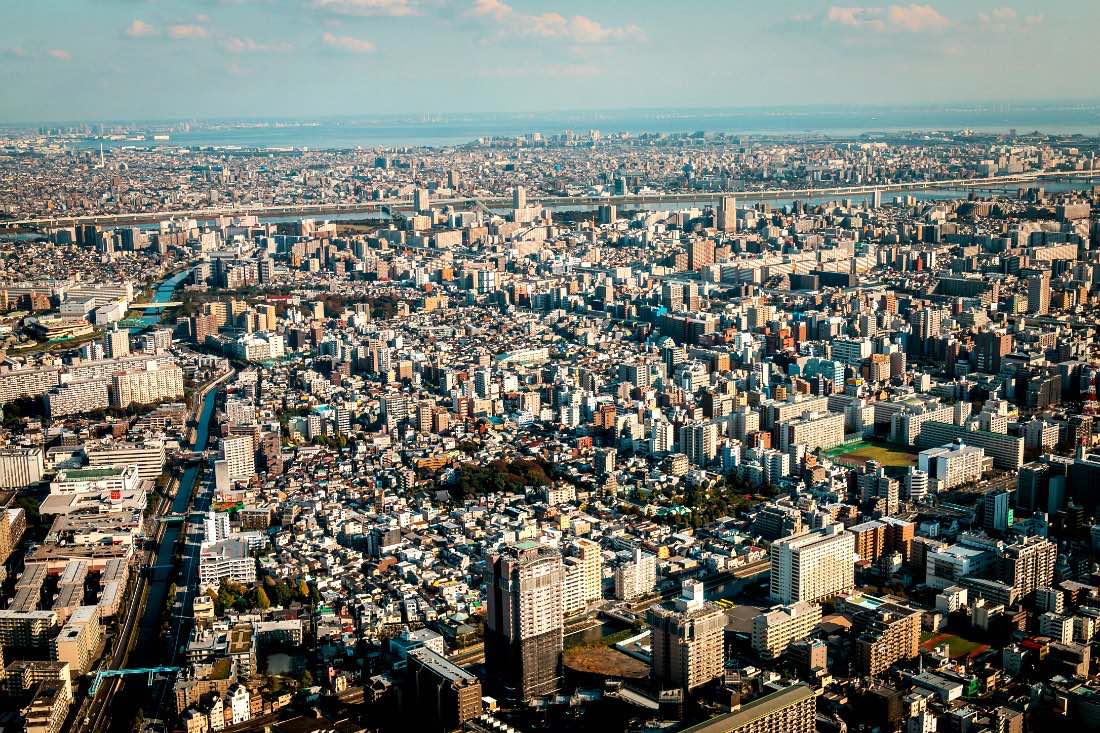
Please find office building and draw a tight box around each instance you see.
[1025,268,1051,315]
[717,196,737,232]
[484,542,564,701]
[770,524,855,604]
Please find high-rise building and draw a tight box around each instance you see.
[221,435,256,483]
[1025,268,1051,315]
[614,548,657,601]
[982,490,1012,533]
[203,510,231,544]
[413,187,430,213]
[717,196,737,232]
[770,524,855,604]
[484,542,564,702]
[513,185,526,210]
[102,327,129,359]
[973,329,1013,373]
[647,581,725,692]
[1002,536,1056,604]
[679,421,719,467]
[562,538,602,616]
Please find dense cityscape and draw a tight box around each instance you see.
[4,3,1100,733]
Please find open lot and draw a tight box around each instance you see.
[563,644,649,679]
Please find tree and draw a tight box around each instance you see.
[256,586,271,610]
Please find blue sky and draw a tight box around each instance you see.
[1,1,1095,123]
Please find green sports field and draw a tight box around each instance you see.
[823,439,917,468]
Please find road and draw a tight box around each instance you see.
[5,170,1095,227]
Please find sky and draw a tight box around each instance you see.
[1,1,1096,123]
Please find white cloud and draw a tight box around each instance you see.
[168,24,210,40]
[468,0,511,21]
[826,4,949,33]
[48,49,72,61]
[309,0,419,17]
[978,7,1043,31]
[321,32,377,53]
[467,0,645,44]
[221,36,293,53]
[887,4,950,32]
[124,19,158,38]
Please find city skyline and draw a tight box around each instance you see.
[3,1,1097,123]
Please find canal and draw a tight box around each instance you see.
[108,267,219,729]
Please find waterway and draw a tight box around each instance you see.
[107,269,219,728]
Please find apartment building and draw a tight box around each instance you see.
[562,538,602,616]
[51,605,104,676]
[647,581,726,692]
[854,602,922,676]
[778,411,845,452]
[85,440,166,481]
[0,446,44,488]
[770,524,855,604]
[751,602,822,660]
[680,684,816,733]
[918,442,986,489]
[109,362,184,408]
[222,435,256,483]
[45,380,109,417]
[614,548,657,601]
[198,538,257,589]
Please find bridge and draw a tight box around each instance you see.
[89,666,179,695]
[128,302,183,308]
[5,170,1095,228]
